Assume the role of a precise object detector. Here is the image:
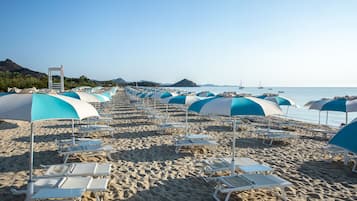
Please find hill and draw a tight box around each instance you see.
[0,59,46,78]
[0,59,116,91]
[170,79,198,87]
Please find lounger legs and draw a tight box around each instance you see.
[107,152,113,161]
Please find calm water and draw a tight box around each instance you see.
[170,87,357,127]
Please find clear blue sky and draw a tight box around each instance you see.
[1,0,356,86]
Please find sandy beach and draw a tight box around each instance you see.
[1,89,357,201]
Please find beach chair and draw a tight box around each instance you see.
[322,144,357,173]
[86,116,113,125]
[56,138,102,151]
[31,188,84,200]
[58,144,114,163]
[78,124,114,137]
[255,128,296,146]
[32,176,108,201]
[203,157,273,179]
[213,174,292,201]
[175,138,218,153]
[262,132,297,145]
[39,162,111,177]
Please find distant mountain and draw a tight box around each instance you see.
[0,59,47,78]
[170,79,198,87]
[112,77,126,84]
[128,80,160,87]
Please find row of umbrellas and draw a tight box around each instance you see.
[128,87,357,173]
[0,86,118,200]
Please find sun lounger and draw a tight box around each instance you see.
[31,188,84,200]
[33,176,108,201]
[322,144,357,173]
[175,139,218,153]
[78,124,114,137]
[39,162,111,177]
[254,129,296,145]
[262,132,297,145]
[58,144,114,163]
[213,174,292,201]
[203,157,273,179]
[56,138,102,151]
[86,116,113,125]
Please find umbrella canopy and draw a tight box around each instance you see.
[257,95,296,107]
[189,96,282,116]
[0,94,99,200]
[61,91,102,103]
[0,94,99,121]
[161,95,201,105]
[329,119,357,154]
[160,91,176,99]
[93,94,110,102]
[196,91,215,97]
[305,97,357,123]
[188,96,282,175]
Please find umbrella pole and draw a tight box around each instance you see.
[326,111,329,125]
[26,123,34,201]
[286,106,289,115]
[231,119,236,175]
[318,111,321,124]
[346,112,348,124]
[72,119,75,145]
[166,104,168,123]
[185,108,188,135]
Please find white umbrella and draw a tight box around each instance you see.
[189,96,282,175]
[0,94,99,200]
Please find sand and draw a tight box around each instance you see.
[1,89,357,201]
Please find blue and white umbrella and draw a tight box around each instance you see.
[161,95,202,132]
[329,118,357,154]
[196,91,215,97]
[306,97,357,124]
[0,94,99,200]
[61,91,103,103]
[257,95,296,114]
[189,96,282,116]
[188,96,282,175]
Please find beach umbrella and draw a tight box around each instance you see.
[196,91,215,97]
[257,95,296,114]
[188,96,282,175]
[93,94,110,102]
[161,95,201,133]
[61,91,102,103]
[305,97,357,124]
[0,94,99,200]
[329,118,357,154]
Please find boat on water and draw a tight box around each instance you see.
[238,80,244,89]
[258,81,263,89]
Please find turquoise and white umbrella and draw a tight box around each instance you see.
[61,91,103,103]
[0,94,99,200]
[329,118,357,154]
[188,96,282,175]
[161,95,201,132]
[257,95,296,114]
[196,91,215,97]
[305,97,357,124]
[93,94,110,102]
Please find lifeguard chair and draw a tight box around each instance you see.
[48,66,64,92]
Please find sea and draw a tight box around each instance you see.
[170,87,357,127]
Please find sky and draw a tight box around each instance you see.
[1,0,357,87]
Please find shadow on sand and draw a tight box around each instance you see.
[113,122,153,128]
[113,145,191,163]
[113,130,168,139]
[298,160,357,185]
[0,150,61,173]
[0,121,19,130]
[13,133,72,143]
[124,177,214,201]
